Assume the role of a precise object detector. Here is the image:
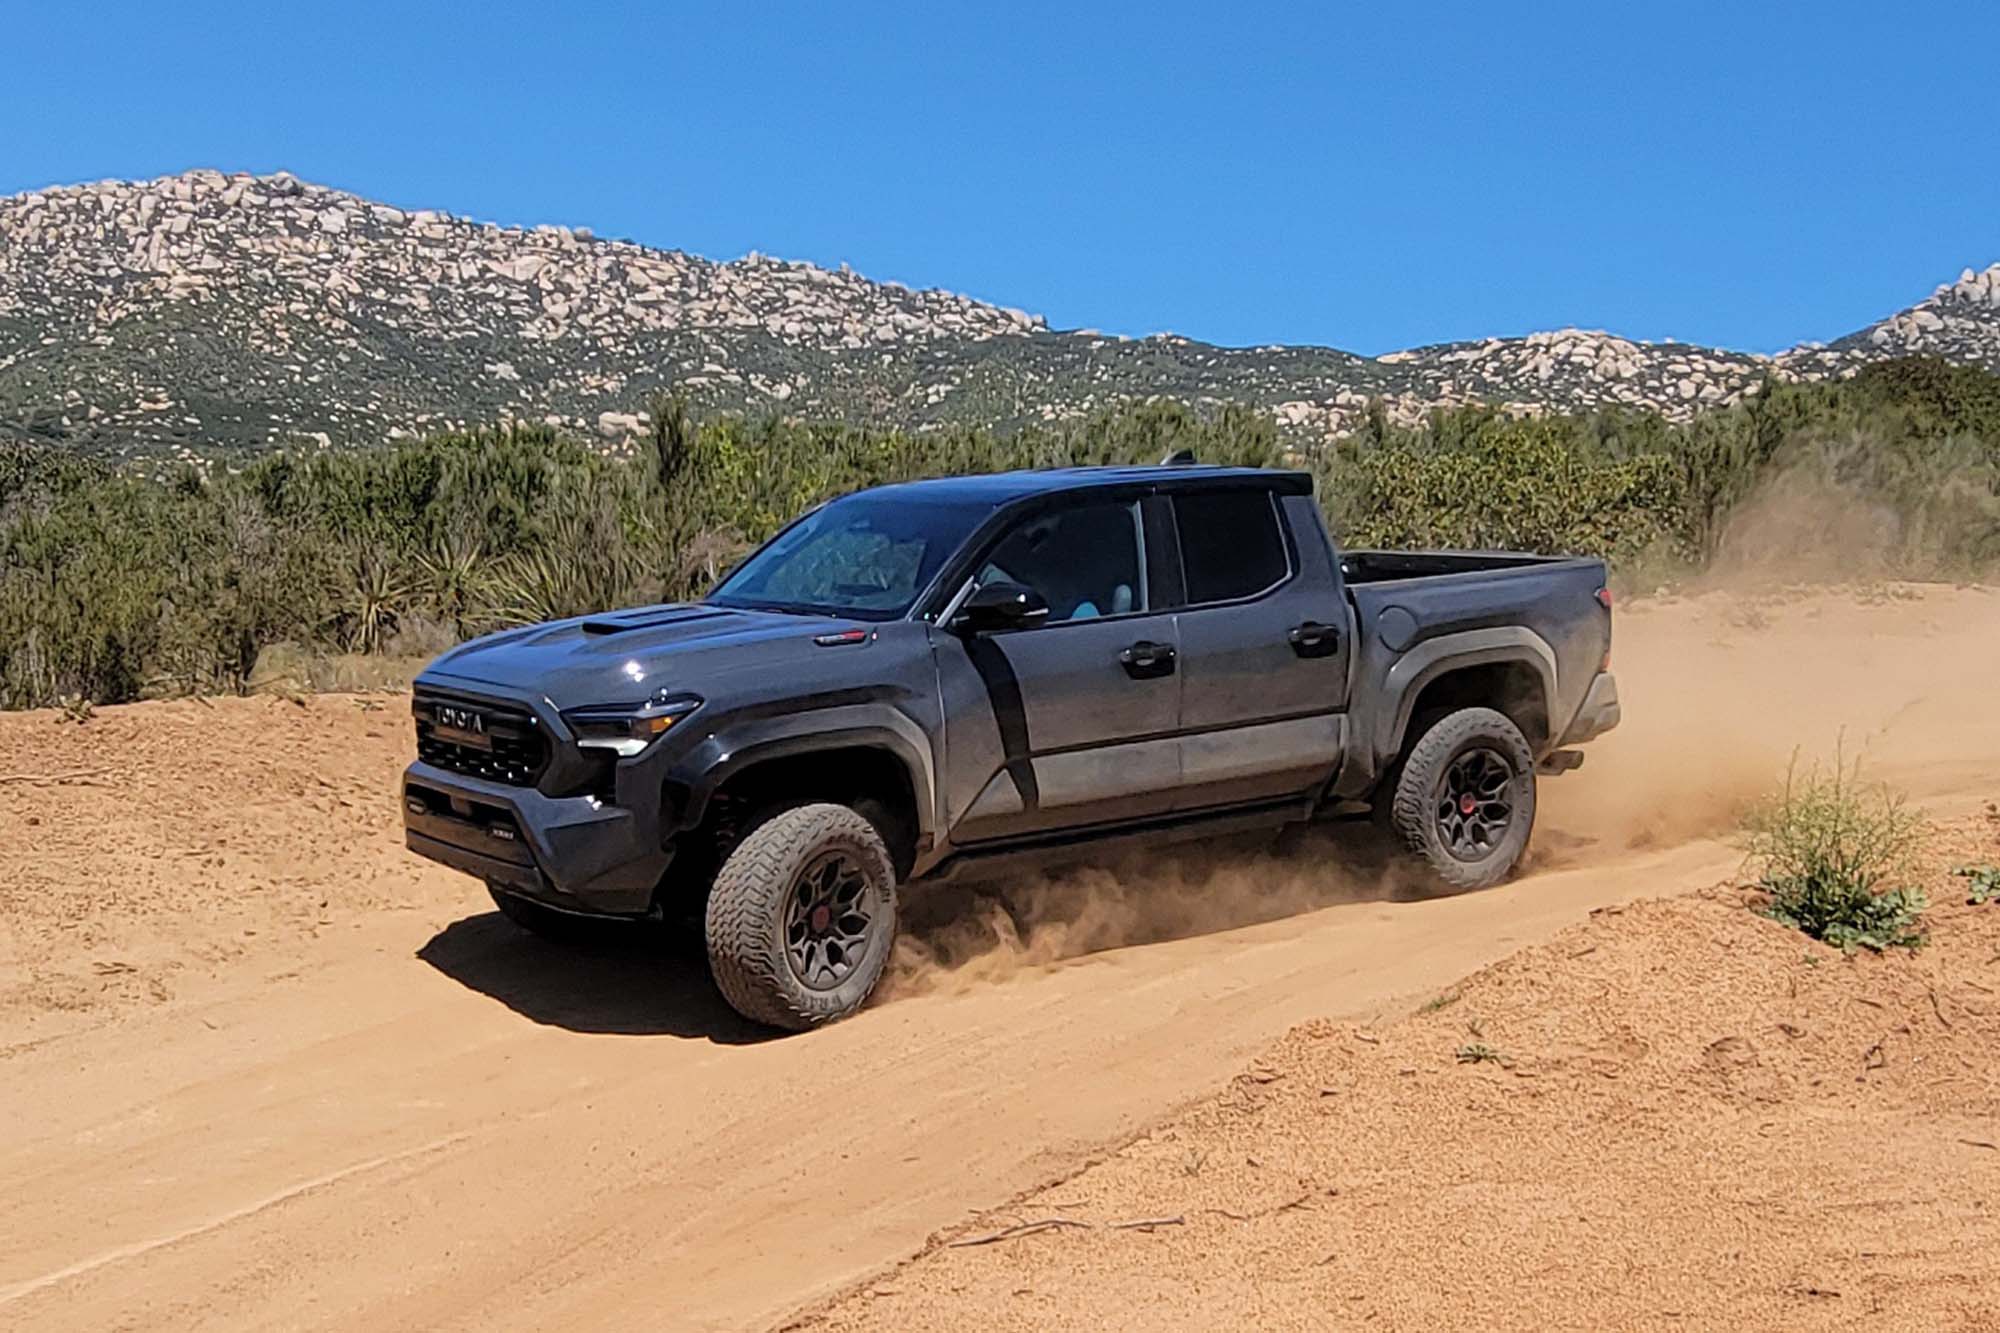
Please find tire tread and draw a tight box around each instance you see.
[705,803,896,1031]
[1389,706,1536,892]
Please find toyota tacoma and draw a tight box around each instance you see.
[403,463,1621,1029]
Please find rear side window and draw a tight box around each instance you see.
[1173,490,1289,604]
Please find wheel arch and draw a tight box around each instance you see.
[1375,628,1559,772]
[668,706,937,875]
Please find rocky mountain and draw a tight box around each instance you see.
[2,169,1996,463]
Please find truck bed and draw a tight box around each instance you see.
[1329,546,1613,799]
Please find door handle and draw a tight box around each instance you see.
[1288,621,1341,658]
[1119,640,1177,679]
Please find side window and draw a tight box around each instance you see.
[978,501,1145,623]
[1173,490,1289,604]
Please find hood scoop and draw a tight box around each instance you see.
[579,606,732,636]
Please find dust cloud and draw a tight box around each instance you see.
[890,582,2000,991]
[1540,580,2000,852]
[886,830,1418,997]
[1706,465,1908,586]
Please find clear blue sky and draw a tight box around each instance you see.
[5,2,1995,354]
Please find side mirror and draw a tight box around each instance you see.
[952,580,1049,633]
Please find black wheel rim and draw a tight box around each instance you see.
[784,850,877,990]
[1433,746,1517,862]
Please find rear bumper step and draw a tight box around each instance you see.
[1557,672,1621,746]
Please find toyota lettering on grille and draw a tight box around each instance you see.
[430,704,494,749]
[437,705,485,735]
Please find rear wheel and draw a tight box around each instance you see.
[1389,707,1536,891]
[704,803,898,1031]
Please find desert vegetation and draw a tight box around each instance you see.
[2,357,1998,710]
[1741,753,1931,951]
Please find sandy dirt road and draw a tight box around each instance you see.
[1,584,1995,1330]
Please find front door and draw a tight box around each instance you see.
[934,497,1182,845]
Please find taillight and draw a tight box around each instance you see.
[1596,588,1613,671]
[1594,587,1613,610]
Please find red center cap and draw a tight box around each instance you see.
[811,905,832,934]
[1460,794,1478,816]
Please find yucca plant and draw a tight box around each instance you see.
[413,532,491,640]
[484,507,652,627]
[336,547,412,655]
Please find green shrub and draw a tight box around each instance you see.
[1741,755,1930,951]
[1322,412,1692,571]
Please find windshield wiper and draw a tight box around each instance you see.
[708,598,832,618]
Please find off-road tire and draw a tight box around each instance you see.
[1390,707,1536,892]
[704,803,899,1031]
[488,883,608,943]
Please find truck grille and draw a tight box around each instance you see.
[413,692,547,787]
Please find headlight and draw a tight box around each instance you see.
[563,692,702,758]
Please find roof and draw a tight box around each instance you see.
[850,464,1312,509]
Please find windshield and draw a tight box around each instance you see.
[707,493,991,620]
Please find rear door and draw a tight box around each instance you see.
[933,496,1183,845]
[1168,487,1352,811]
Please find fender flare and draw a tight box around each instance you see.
[666,703,939,847]
[1373,627,1560,770]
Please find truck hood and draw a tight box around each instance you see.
[418,602,864,708]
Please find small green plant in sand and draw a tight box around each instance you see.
[1454,1043,1506,1065]
[1741,753,1929,952]
[1957,864,2000,906]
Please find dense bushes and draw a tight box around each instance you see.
[1314,358,2000,581]
[3,358,1998,709]
[1326,414,1689,573]
[0,401,1276,707]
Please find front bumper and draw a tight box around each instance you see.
[402,761,670,915]
[1557,671,1621,746]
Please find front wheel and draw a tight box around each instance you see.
[704,803,899,1031]
[1389,707,1537,892]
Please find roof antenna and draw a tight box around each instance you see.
[1160,447,1197,466]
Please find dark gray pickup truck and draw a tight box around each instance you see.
[403,463,1619,1029]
